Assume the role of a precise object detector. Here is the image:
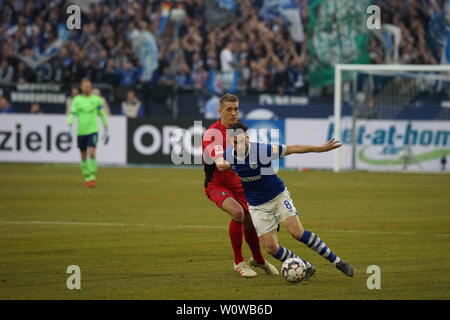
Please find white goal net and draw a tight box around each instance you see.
[333,64,450,172]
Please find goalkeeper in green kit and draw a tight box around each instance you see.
[67,78,109,188]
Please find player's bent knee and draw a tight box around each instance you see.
[88,148,96,158]
[265,242,279,255]
[223,200,245,222]
[230,210,244,222]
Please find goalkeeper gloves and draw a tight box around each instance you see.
[67,125,72,140]
[102,127,110,145]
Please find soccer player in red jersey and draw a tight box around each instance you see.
[202,94,278,277]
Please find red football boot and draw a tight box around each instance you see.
[84,181,95,188]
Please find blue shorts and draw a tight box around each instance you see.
[77,133,98,151]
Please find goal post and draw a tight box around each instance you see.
[333,64,450,172]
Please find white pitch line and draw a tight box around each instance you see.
[0,220,145,227]
[0,221,449,238]
[323,229,450,238]
[154,224,226,230]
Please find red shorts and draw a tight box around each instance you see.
[205,182,249,214]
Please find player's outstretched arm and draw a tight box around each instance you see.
[215,156,231,171]
[285,138,342,156]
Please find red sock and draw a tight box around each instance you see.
[229,219,244,265]
[244,223,265,265]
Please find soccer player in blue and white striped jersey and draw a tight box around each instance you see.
[216,122,355,279]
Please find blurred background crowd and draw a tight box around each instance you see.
[0,0,449,116]
[0,0,309,95]
[373,0,448,65]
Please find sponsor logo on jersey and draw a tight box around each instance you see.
[240,175,261,182]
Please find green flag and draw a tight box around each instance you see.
[307,0,371,87]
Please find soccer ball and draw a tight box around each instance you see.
[281,258,307,283]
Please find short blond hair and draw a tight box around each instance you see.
[219,93,239,108]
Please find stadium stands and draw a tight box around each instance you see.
[0,0,448,117]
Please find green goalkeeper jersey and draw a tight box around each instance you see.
[68,94,108,136]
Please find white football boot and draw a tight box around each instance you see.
[249,257,280,275]
[234,261,258,278]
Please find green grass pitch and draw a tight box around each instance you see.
[0,163,449,299]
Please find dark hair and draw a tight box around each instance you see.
[228,121,248,132]
[220,93,239,107]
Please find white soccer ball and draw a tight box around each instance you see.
[281,257,307,283]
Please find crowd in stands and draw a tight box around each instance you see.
[0,0,448,101]
[372,0,448,64]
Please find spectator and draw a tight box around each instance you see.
[250,59,270,92]
[191,52,204,73]
[237,58,251,93]
[286,56,306,94]
[369,38,386,64]
[14,61,34,83]
[220,42,236,73]
[0,59,14,82]
[99,59,120,86]
[30,102,42,114]
[400,41,419,64]
[0,96,13,113]
[192,66,209,90]
[207,60,224,95]
[176,62,194,89]
[118,60,139,86]
[121,90,144,118]
[158,66,176,86]
[155,66,175,102]
[272,61,289,95]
